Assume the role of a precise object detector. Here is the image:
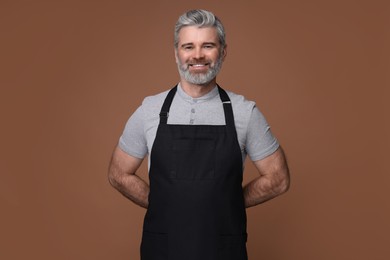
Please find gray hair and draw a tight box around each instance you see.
[174,9,226,49]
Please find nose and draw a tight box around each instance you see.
[194,47,205,60]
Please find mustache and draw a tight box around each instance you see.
[186,59,212,65]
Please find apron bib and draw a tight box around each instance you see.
[141,86,248,260]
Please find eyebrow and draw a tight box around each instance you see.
[180,43,193,48]
[203,42,217,46]
[180,42,218,48]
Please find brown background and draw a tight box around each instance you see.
[1,0,389,259]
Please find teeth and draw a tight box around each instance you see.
[192,64,207,67]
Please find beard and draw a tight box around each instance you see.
[176,53,224,85]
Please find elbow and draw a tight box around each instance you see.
[275,146,290,195]
[279,175,290,194]
[277,169,290,195]
[108,167,121,189]
[270,168,290,197]
[107,172,117,188]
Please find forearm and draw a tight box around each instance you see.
[109,173,149,209]
[243,174,289,208]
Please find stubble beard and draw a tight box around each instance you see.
[177,53,224,86]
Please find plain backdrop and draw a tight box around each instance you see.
[1,0,389,259]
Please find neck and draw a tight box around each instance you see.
[180,78,217,98]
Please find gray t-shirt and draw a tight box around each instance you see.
[119,84,279,166]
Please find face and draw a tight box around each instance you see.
[175,26,226,85]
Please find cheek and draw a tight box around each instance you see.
[207,51,220,62]
[176,53,186,64]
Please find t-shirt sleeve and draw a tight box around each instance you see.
[245,106,280,161]
[118,105,148,159]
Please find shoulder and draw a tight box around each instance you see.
[225,89,256,114]
[142,89,170,108]
[138,89,171,118]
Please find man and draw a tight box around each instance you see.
[108,9,290,260]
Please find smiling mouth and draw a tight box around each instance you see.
[189,63,210,68]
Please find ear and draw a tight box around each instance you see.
[174,48,179,64]
[222,45,227,61]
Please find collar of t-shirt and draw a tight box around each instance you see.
[177,83,219,104]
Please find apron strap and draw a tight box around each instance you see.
[159,85,178,124]
[217,85,236,131]
[159,85,236,132]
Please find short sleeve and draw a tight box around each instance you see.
[118,105,148,159]
[245,106,280,161]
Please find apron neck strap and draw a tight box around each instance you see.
[159,85,177,124]
[217,85,235,130]
[159,85,236,130]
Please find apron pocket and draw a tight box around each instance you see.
[171,138,216,180]
[140,231,168,260]
[218,233,248,260]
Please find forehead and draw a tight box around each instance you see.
[178,26,219,45]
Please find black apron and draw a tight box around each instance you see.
[141,86,248,260]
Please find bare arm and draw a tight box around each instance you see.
[108,146,149,208]
[243,147,290,208]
